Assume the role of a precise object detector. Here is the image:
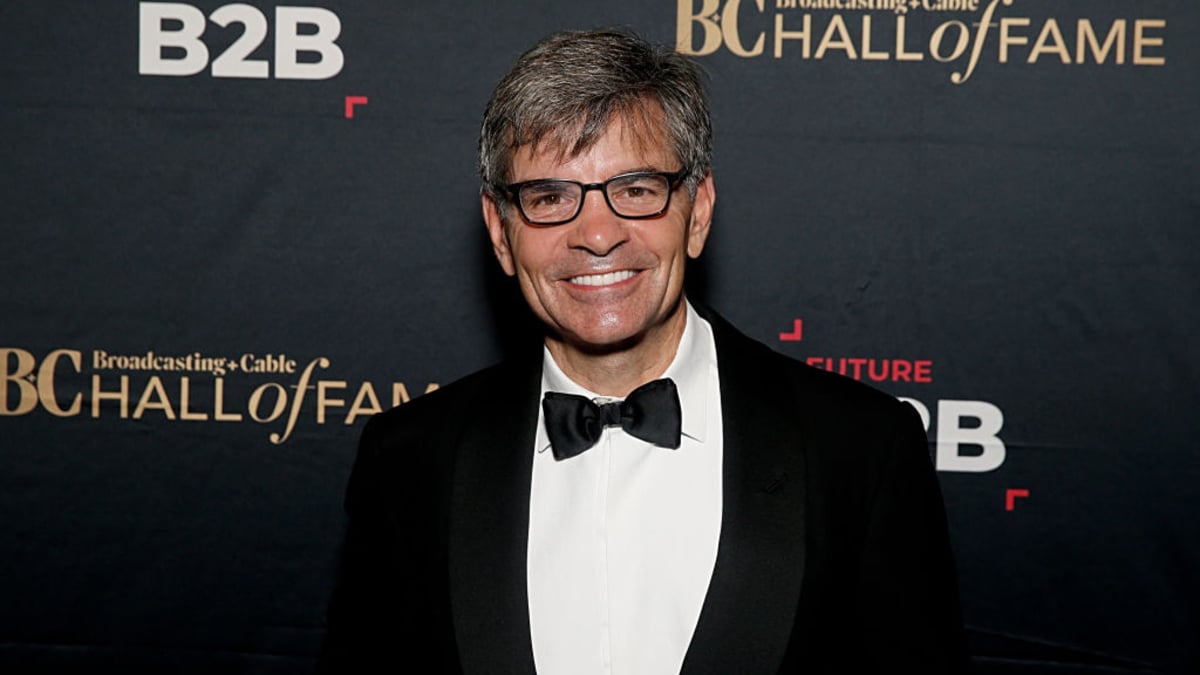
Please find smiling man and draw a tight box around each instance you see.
[485,110,712,396]
[319,30,968,675]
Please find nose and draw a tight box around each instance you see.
[568,189,628,257]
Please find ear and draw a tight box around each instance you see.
[685,172,715,259]
[482,193,516,276]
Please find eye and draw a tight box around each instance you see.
[530,192,562,207]
[519,181,579,218]
[609,174,666,202]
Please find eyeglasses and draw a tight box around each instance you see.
[504,170,687,226]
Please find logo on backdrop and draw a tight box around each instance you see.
[778,319,1005,473]
[138,2,344,79]
[677,0,1167,83]
[0,347,435,445]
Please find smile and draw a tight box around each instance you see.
[567,270,638,286]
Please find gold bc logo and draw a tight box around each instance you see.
[675,0,1166,84]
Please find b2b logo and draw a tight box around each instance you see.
[139,2,343,80]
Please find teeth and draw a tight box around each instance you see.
[569,270,637,286]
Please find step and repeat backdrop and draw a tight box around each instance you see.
[2,1,1197,673]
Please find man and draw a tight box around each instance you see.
[319,29,967,674]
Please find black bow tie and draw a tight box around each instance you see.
[542,378,682,461]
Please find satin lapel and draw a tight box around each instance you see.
[681,312,809,674]
[448,357,540,675]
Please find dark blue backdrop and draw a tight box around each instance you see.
[2,1,1197,672]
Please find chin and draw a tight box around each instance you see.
[562,331,647,356]
[554,315,659,355]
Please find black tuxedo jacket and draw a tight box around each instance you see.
[318,310,968,674]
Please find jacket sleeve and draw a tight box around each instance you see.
[315,412,460,674]
[853,400,970,673]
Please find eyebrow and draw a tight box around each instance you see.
[519,166,670,183]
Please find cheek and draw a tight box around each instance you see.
[656,227,693,266]
[511,231,564,275]
[509,239,555,293]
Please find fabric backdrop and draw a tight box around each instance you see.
[2,1,1196,672]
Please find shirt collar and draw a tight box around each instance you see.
[536,299,715,453]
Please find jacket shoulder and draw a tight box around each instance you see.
[363,360,519,442]
[707,308,916,426]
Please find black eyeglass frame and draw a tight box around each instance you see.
[502,169,688,226]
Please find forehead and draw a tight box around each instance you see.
[510,105,675,181]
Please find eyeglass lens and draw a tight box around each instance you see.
[519,173,671,223]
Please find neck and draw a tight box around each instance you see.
[546,302,688,398]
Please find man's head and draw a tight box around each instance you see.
[479,30,715,378]
[479,29,712,204]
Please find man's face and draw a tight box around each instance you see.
[482,112,715,356]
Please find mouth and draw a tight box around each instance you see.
[566,270,639,287]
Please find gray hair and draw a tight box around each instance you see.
[478,29,712,204]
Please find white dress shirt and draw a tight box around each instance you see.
[527,302,723,675]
